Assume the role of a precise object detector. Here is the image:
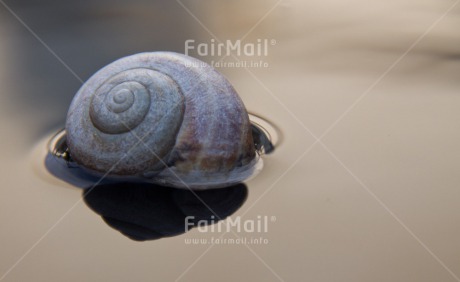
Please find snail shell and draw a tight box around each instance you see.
[65,52,257,189]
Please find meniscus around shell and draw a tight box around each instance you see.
[65,52,259,189]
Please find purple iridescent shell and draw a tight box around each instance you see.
[65,52,257,189]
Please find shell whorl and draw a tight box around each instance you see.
[90,78,150,134]
[65,52,255,182]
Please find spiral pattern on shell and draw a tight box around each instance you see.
[65,52,255,186]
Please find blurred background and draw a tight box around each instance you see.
[0,0,459,281]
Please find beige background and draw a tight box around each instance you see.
[0,0,459,281]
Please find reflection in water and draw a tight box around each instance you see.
[252,124,274,154]
[83,182,247,241]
